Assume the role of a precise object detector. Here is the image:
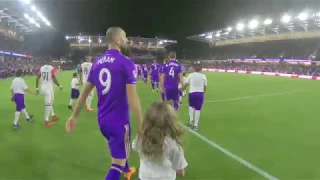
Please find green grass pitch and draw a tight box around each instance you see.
[1,71,320,180]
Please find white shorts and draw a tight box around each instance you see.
[41,87,54,105]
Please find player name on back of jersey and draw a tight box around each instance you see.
[168,62,179,66]
[98,56,115,64]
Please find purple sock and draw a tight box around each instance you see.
[105,164,123,180]
[124,160,130,173]
[174,102,179,111]
[155,82,159,89]
[151,82,155,90]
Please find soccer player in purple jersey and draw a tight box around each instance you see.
[66,27,143,180]
[137,65,142,81]
[160,58,168,101]
[150,60,160,92]
[142,64,148,83]
[161,52,184,111]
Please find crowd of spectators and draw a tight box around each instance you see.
[202,61,320,76]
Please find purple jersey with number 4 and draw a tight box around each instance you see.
[87,49,136,127]
[163,60,182,89]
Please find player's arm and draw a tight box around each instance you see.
[126,61,143,131]
[181,75,190,91]
[79,65,83,82]
[160,73,165,90]
[36,71,41,94]
[203,75,207,93]
[51,69,62,89]
[170,142,188,177]
[71,83,94,118]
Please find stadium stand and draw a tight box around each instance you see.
[65,35,177,63]
[0,0,53,78]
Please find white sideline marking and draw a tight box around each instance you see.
[205,90,306,104]
[182,125,279,180]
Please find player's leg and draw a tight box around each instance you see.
[193,92,204,130]
[50,91,59,121]
[13,94,23,129]
[43,90,54,126]
[164,89,174,106]
[100,125,132,180]
[123,124,136,179]
[20,94,33,122]
[188,93,195,127]
[86,90,94,112]
[173,89,180,111]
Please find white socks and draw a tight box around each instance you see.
[87,95,93,109]
[13,112,20,125]
[14,108,31,125]
[189,106,195,123]
[51,106,55,116]
[45,105,51,121]
[21,108,30,119]
[69,99,74,106]
[194,110,201,127]
[189,107,201,128]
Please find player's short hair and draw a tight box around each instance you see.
[73,72,77,77]
[137,102,184,162]
[168,51,176,59]
[15,69,23,77]
[106,27,122,43]
[194,63,202,72]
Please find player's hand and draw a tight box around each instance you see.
[176,169,185,177]
[66,116,77,133]
[59,85,63,91]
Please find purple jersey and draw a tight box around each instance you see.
[87,49,137,127]
[143,65,148,75]
[163,60,182,89]
[150,63,160,76]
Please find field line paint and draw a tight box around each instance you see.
[182,125,279,180]
[205,90,306,104]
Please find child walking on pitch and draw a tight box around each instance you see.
[68,73,81,111]
[132,102,188,180]
[181,63,207,131]
[11,69,35,129]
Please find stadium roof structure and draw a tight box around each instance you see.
[65,35,177,50]
[0,0,52,34]
[187,11,320,47]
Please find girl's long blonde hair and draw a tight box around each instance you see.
[138,102,183,161]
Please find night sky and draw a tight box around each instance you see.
[27,0,320,58]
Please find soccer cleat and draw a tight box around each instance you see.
[45,121,54,127]
[87,108,94,112]
[27,115,33,122]
[187,122,193,128]
[68,105,73,111]
[193,126,198,131]
[13,124,21,130]
[156,88,159,93]
[52,115,59,121]
[124,167,136,180]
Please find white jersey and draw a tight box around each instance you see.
[132,136,188,180]
[39,65,56,90]
[81,62,93,83]
[71,78,79,89]
[185,72,207,93]
[11,77,28,94]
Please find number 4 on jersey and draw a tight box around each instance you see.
[169,67,175,77]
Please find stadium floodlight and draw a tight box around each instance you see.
[21,0,31,4]
[45,21,51,26]
[31,5,37,11]
[215,33,220,37]
[88,39,92,43]
[24,13,30,19]
[248,19,259,29]
[281,15,291,23]
[205,35,212,39]
[36,23,40,28]
[158,41,163,44]
[65,36,69,40]
[99,39,102,43]
[263,18,272,25]
[227,27,232,32]
[236,23,244,31]
[199,34,206,37]
[297,12,308,21]
[29,18,35,24]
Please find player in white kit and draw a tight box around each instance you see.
[80,61,94,112]
[36,64,62,127]
[68,73,81,111]
[11,69,35,129]
[181,63,207,131]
